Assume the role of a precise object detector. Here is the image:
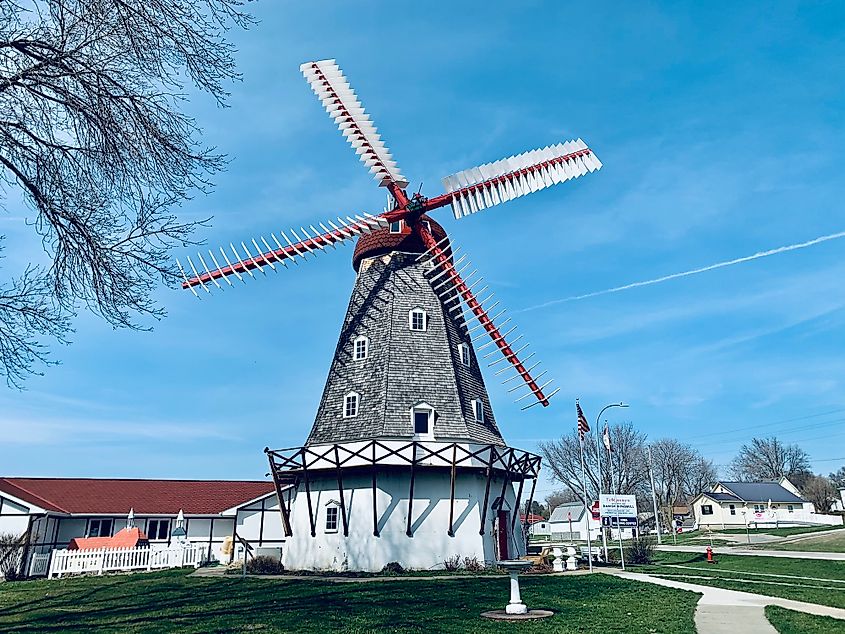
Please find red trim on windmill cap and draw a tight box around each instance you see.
[352,215,448,271]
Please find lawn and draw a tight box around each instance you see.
[756,531,845,553]
[765,606,845,634]
[0,569,700,633]
[635,552,845,609]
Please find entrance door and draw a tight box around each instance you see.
[497,510,509,560]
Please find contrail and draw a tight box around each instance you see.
[521,230,845,312]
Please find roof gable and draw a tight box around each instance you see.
[0,478,275,515]
[718,481,805,504]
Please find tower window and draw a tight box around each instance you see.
[409,308,427,331]
[458,343,471,367]
[344,392,359,418]
[325,505,339,532]
[389,220,403,233]
[353,335,369,361]
[472,399,484,423]
[410,402,435,438]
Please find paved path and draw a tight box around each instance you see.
[657,545,845,560]
[604,569,845,634]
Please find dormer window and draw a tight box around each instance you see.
[389,220,403,234]
[458,343,471,367]
[410,402,435,438]
[344,392,359,418]
[353,335,369,361]
[409,308,427,331]
[472,399,484,423]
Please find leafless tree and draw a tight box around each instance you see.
[648,438,717,528]
[728,437,811,486]
[829,466,845,488]
[0,0,253,387]
[544,489,579,512]
[802,475,838,514]
[539,422,649,505]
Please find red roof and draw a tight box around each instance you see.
[520,513,545,524]
[0,478,275,515]
[69,527,148,550]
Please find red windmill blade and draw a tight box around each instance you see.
[178,59,603,408]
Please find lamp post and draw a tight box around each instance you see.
[594,402,628,562]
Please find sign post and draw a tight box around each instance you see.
[599,494,638,570]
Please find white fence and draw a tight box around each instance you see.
[48,543,204,579]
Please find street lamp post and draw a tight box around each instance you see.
[594,402,628,562]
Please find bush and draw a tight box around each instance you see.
[380,561,404,575]
[245,555,284,575]
[463,556,483,573]
[625,535,656,565]
[0,533,23,582]
[443,555,462,572]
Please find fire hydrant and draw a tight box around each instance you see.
[706,546,715,564]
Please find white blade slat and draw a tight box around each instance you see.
[301,59,409,189]
[441,139,602,219]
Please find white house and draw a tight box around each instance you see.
[691,478,844,529]
[0,477,286,577]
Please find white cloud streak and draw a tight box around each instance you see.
[523,229,845,312]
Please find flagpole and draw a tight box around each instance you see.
[578,433,593,573]
[595,403,627,562]
[607,427,626,570]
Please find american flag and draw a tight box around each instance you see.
[576,401,590,440]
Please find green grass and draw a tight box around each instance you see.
[634,552,845,609]
[0,568,700,633]
[756,531,845,553]
[765,606,845,634]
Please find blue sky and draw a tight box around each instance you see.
[2,2,844,499]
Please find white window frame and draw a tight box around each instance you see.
[353,335,369,361]
[409,308,427,331]
[753,504,765,513]
[343,391,360,418]
[410,402,435,439]
[729,504,736,516]
[700,505,713,516]
[87,518,113,538]
[389,220,404,234]
[325,503,340,533]
[458,343,471,367]
[787,505,794,513]
[472,399,484,423]
[147,518,171,541]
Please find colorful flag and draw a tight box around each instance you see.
[577,401,590,440]
[602,422,613,453]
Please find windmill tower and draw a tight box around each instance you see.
[179,59,602,571]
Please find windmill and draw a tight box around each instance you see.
[179,59,602,571]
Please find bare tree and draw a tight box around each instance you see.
[544,489,579,512]
[728,437,811,485]
[829,466,845,488]
[648,438,716,528]
[802,475,838,514]
[0,0,253,387]
[539,422,649,505]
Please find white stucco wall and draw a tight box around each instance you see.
[282,468,524,572]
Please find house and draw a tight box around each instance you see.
[544,502,634,541]
[0,477,287,576]
[691,478,844,529]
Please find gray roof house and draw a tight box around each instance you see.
[689,477,841,529]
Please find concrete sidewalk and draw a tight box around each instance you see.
[657,545,845,560]
[604,569,845,634]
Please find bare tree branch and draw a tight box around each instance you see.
[0,0,252,385]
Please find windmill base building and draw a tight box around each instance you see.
[266,225,540,571]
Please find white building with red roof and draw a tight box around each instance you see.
[0,477,286,576]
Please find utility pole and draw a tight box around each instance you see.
[647,445,662,545]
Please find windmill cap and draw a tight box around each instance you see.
[352,214,448,271]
